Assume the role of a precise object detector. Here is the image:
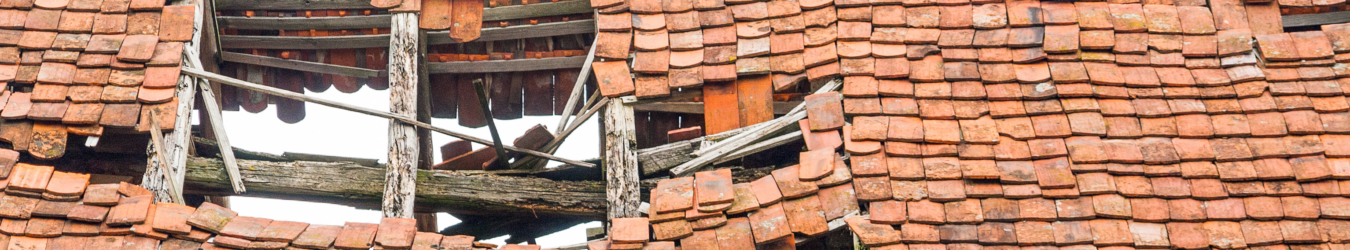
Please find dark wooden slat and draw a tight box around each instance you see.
[481,0,591,21]
[216,15,392,30]
[1283,11,1350,28]
[427,56,588,73]
[634,101,801,115]
[215,0,374,10]
[220,52,382,77]
[219,19,595,49]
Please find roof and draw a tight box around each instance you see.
[0,0,194,160]
[0,163,531,250]
[596,0,1350,247]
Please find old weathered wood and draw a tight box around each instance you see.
[471,79,512,169]
[384,12,420,219]
[554,36,597,135]
[179,67,595,167]
[1283,10,1350,28]
[426,56,587,73]
[635,123,767,176]
[511,95,608,170]
[181,156,608,216]
[281,152,380,167]
[634,101,802,114]
[142,0,200,205]
[196,80,246,193]
[217,15,392,30]
[713,130,802,164]
[220,52,381,78]
[146,110,186,204]
[218,20,595,50]
[481,0,591,21]
[603,100,640,220]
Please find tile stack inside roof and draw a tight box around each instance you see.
[0,163,538,250]
[596,0,1350,247]
[0,0,192,160]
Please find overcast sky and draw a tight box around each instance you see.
[212,85,601,248]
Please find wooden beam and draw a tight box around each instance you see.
[1283,11,1350,28]
[384,12,420,219]
[143,0,201,204]
[214,0,373,10]
[220,51,381,78]
[603,100,641,220]
[426,56,587,74]
[471,79,512,169]
[196,81,246,193]
[181,157,608,217]
[218,19,595,50]
[147,110,187,204]
[217,15,392,30]
[633,101,802,115]
[180,67,596,167]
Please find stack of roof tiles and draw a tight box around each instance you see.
[0,163,542,250]
[0,0,193,160]
[602,0,1350,247]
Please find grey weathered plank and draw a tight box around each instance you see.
[220,52,382,77]
[218,19,595,49]
[183,157,609,216]
[426,56,588,73]
[1283,11,1350,28]
[215,0,374,10]
[216,15,392,30]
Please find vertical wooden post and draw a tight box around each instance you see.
[143,0,203,203]
[603,100,640,221]
[384,12,420,219]
[412,29,437,231]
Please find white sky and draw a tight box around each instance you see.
[208,86,601,248]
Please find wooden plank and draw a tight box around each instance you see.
[634,101,801,114]
[737,75,773,127]
[384,12,421,219]
[471,79,512,170]
[219,51,380,78]
[216,15,391,30]
[603,100,640,220]
[214,0,373,10]
[1283,10,1350,28]
[181,156,607,216]
[196,81,245,194]
[702,81,739,135]
[426,56,588,73]
[218,19,596,49]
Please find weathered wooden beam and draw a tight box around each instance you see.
[1283,11,1350,28]
[426,56,587,74]
[181,157,608,217]
[634,124,768,176]
[220,51,381,78]
[195,82,246,193]
[217,15,393,30]
[384,12,421,219]
[214,0,373,10]
[633,101,802,115]
[143,0,202,204]
[603,100,641,221]
[219,19,595,50]
[554,35,597,135]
